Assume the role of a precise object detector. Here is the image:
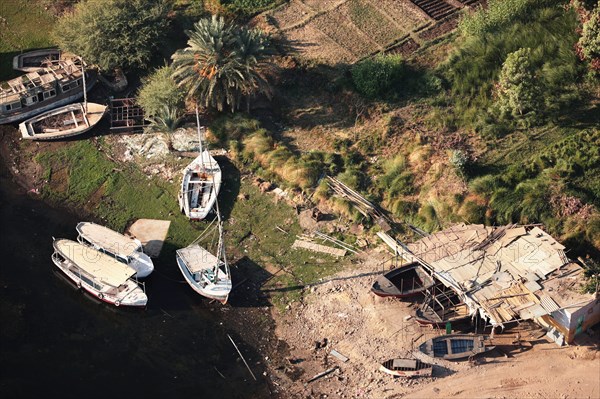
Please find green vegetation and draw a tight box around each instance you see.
[137,66,186,131]
[54,0,171,72]
[351,54,405,100]
[171,15,274,111]
[219,0,283,15]
[458,0,555,36]
[443,4,582,134]
[577,7,600,73]
[495,48,543,124]
[0,2,56,80]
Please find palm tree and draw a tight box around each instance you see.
[171,15,274,112]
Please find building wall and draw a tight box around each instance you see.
[565,297,600,343]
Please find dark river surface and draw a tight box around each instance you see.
[0,159,271,398]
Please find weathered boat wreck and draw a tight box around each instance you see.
[0,58,96,124]
[371,262,435,298]
[12,48,62,72]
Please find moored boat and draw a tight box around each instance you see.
[178,107,221,220]
[418,334,495,360]
[0,58,97,124]
[19,102,106,140]
[13,48,62,72]
[176,220,231,303]
[51,238,147,307]
[371,262,435,298]
[76,222,154,278]
[379,358,433,377]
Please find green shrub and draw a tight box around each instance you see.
[577,7,600,72]
[137,66,185,118]
[54,0,171,72]
[351,54,405,100]
[220,0,282,15]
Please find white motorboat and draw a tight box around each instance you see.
[178,107,221,220]
[76,222,154,278]
[51,238,147,307]
[176,219,231,303]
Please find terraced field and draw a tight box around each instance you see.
[265,0,477,63]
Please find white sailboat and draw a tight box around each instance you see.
[178,107,221,220]
[19,57,106,140]
[176,205,232,303]
[51,238,148,307]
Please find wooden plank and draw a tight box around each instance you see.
[292,239,346,257]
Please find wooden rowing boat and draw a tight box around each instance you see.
[379,358,433,377]
[371,262,435,298]
[13,48,62,72]
[19,102,106,140]
[419,334,495,360]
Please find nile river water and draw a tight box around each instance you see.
[0,161,270,398]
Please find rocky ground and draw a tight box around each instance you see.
[264,256,600,398]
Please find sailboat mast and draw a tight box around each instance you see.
[80,57,87,112]
[195,105,203,154]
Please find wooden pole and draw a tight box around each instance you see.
[227,334,257,381]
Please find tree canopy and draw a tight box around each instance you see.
[171,15,274,112]
[54,0,171,72]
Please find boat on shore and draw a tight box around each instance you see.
[0,58,97,124]
[19,102,106,140]
[371,262,435,298]
[51,238,147,307]
[13,48,62,72]
[76,222,154,278]
[419,334,495,360]
[176,218,231,303]
[178,107,221,220]
[379,358,433,377]
[415,302,471,326]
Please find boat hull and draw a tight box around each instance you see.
[419,334,495,361]
[379,359,433,378]
[19,102,106,140]
[13,48,62,72]
[371,263,434,298]
[0,72,97,125]
[51,250,147,308]
[179,150,221,220]
[176,254,230,303]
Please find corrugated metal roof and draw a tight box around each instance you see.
[540,295,560,313]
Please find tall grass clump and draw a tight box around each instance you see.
[459,0,555,36]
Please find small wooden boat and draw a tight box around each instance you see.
[51,238,147,307]
[178,108,221,220]
[379,358,433,377]
[415,302,471,326]
[76,222,154,278]
[371,263,435,298]
[19,102,106,140]
[419,334,495,360]
[13,48,62,72]
[176,221,231,303]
